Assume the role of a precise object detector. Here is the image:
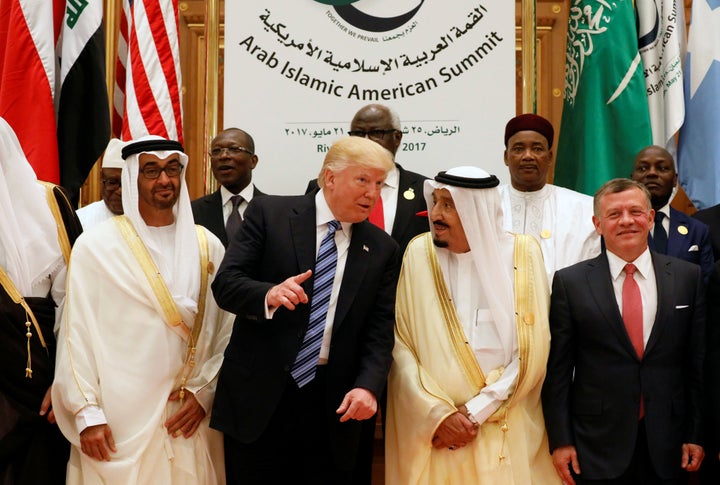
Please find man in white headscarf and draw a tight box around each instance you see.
[386,166,559,484]
[0,117,82,485]
[52,136,233,484]
[76,138,125,229]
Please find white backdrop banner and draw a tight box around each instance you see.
[224,0,515,194]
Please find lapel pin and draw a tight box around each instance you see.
[403,188,415,200]
[677,225,688,235]
[363,245,369,252]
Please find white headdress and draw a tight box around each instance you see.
[121,136,200,324]
[0,117,63,294]
[424,166,516,365]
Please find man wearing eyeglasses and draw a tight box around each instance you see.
[76,138,125,230]
[307,104,428,252]
[542,178,705,484]
[53,136,233,484]
[192,128,265,247]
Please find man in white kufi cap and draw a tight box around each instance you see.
[386,166,559,484]
[53,136,233,484]
[76,138,125,229]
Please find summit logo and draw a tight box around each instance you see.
[314,0,425,32]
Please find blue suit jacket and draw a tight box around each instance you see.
[649,207,713,281]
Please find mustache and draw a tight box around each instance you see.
[432,220,450,228]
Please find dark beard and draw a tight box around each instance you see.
[433,238,448,248]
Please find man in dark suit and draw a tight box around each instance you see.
[693,203,720,262]
[307,104,428,251]
[542,178,705,484]
[705,260,720,484]
[210,136,401,484]
[191,128,264,247]
[631,145,713,281]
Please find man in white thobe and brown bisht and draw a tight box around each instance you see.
[53,136,233,484]
[386,166,559,484]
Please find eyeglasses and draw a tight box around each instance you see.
[139,163,183,179]
[209,146,254,158]
[101,179,121,190]
[347,129,397,141]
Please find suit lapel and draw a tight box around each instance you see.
[587,254,641,360]
[208,191,228,246]
[390,166,420,240]
[289,195,317,290]
[645,253,672,356]
[333,222,372,331]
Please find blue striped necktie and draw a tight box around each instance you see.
[291,220,341,387]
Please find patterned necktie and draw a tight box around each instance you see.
[652,212,668,254]
[368,195,384,230]
[225,195,243,241]
[291,220,341,387]
[622,263,644,418]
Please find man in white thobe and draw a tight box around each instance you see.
[499,114,600,283]
[76,138,125,229]
[53,137,233,484]
[386,166,559,484]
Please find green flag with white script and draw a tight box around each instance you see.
[555,0,652,195]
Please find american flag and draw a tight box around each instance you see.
[114,0,184,144]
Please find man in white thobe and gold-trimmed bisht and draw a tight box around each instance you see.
[386,166,560,484]
[52,137,233,484]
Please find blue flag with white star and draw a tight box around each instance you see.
[678,0,720,210]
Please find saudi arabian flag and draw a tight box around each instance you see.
[555,0,652,195]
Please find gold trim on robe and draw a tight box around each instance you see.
[386,232,558,484]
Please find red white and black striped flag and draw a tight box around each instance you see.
[0,0,64,183]
[116,0,184,144]
[57,0,111,200]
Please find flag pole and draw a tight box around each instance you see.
[203,0,221,195]
[521,0,537,114]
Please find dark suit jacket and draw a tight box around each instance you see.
[210,193,401,469]
[190,185,264,247]
[649,207,713,281]
[693,203,720,262]
[305,163,428,251]
[542,251,705,480]
[706,261,720,451]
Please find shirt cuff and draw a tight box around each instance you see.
[75,405,107,434]
[264,293,277,319]
[465,394,503,425]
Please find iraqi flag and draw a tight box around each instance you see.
[57,0,110,201]
[0,0,64,182]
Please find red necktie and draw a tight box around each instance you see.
[368,195,384,230]
[622,263,644,418]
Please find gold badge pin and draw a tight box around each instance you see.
[677,225,688,235]
[403,188,415,200]
[540,229,551,239]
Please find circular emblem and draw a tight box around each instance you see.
[403,188,416,200]
[677,225,688,235]
[540,229,551,239]
[315,0,425,33]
